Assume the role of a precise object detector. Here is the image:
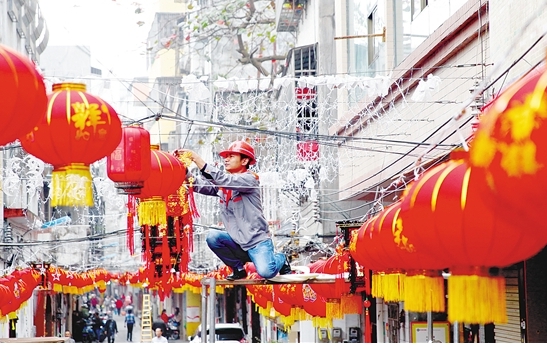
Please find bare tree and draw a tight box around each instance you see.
[183,0,292,78]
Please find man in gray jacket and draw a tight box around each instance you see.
[180,140,291,280]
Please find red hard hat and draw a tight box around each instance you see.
[219,140,256,165]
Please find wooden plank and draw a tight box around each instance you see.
[206,276,340,286]
[0,337,69,343]
[506,300,520,308]
[496,324,520,332]
[506,285,519,293]
[505,277,519,286]
[506,308,520,317]
[495,333,521,343]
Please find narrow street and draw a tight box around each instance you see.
[109,312,142,343]
[109,312,183,343]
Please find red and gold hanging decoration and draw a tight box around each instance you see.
[107,124,151,195]
[137,145,185,226]
[137,145,185,287]
[21,82,122,207]
[107,124,152,254]
[399,151,546,324]
[309,252,363,320]
[0,268,41,322]
[162,150,199,274]
[350,208,405,303]
[469,62,547,238]
[0,44,48,146]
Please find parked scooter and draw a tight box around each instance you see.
[81,318,107,343]
[166,319,180,340]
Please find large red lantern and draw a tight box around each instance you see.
[107,124,151,195]
[21,82,122,207]
[0,44,48,146]
[399,152,546,324]
[469,62,547,235]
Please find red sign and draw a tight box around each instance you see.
[295,87,316,100]
[4,208,26,218]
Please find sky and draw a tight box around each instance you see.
[39,0,158,78]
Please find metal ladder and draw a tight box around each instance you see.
[140,293,153,342]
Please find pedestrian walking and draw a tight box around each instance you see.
[124,308,136,342]
[105,313,118,343]
[115,298,123,315]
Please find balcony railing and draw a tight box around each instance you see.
[277,0,306,32]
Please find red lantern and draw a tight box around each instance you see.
[301,283,327,319]
[107,124,151,195]
[21,82,122,207]
[137,145,186,226]
[399,153,546,324]
[469,62,547,235]
[275,283,305,309]
[350,207,408,303]
[0,44,48,146]
[309,254,362,320]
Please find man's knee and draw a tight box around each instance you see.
[255,263,277,279]
[206,230,226,246]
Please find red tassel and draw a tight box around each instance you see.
[127,195,136,255]
[188,184,200,219]
[143,225,151,263]
[175,216,182,254]
[162,226,170,283]
[182,212,194,251]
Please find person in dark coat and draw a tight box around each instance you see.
[92,312,103,342]
[105,313,118,343]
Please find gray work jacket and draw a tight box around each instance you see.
[191,164,271,251]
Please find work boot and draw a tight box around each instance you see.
[279,256,292,275]
[226,269,247,280]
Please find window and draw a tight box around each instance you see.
[293,44,318,138]
[412,0,429,20]
[293,44,317,78]
[367,6,383,67]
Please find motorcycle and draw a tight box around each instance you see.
[166,319,180,340]
[81,318,107,343]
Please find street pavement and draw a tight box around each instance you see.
[110,312,184,343]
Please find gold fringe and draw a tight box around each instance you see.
[341,294,363,314]
[279,312,296,329]
[403,273,445,312]
[138,197,167,226]
[448,271,507,324]
[326,299,343,320]
[382,271,405,302]
[51,164,93,207]
[372,272,383,298]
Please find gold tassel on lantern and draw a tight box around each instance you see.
[326,298,343,320]
[138,196,167,226]
[341,294,363,314]
[51,163,93,206]
[372,272,383,298]
[403,270,445,312]
[373,270,405,302]
[448,266,507,324]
